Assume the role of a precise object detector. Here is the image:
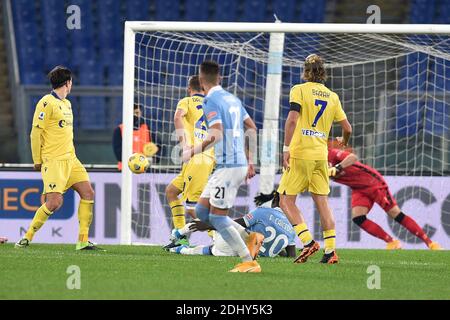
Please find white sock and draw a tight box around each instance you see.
[180,245,210,255]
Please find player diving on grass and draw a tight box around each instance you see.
[327,141,442,250]
[164,75,215,249]
[182,60,263,273]
[16,66,101,251]
[168,191,296,258]
[278,54,352,264]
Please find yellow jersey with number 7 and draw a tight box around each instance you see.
[289,82,347,161]
[176,94,214,159]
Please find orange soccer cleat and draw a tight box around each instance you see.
[386,239,402,250]
[229,260,262,273]
[246,232,265,260]
[428,242,443,250]
[294,240,320,263]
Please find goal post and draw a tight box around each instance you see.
[121,22,450,247]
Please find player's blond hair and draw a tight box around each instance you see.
[302,54,327,83]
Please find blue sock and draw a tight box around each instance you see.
[209,214,252,262]
[195,203,209,223]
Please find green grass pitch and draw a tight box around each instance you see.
[1,244,449,300]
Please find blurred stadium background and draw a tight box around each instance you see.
[1,0,449,166]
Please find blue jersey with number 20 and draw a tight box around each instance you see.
[244,207,296,257]
[203,86,249,168]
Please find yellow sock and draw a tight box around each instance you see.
[25,204,53,241]
[78,199,94,243]
[294,223,313,246]
[170,199,186,229]
[323,229,336,254]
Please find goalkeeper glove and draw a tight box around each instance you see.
[328,164,343,177]
[254,191,277,206]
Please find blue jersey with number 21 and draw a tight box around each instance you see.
[203,86,249,168]
[244,207,296,257]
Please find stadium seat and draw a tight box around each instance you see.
[184,0,209,21]
[156,0,181,21]
[299,0,326,22]
[398,53,428,91]
[410,0,435,23]
[212,0,238,22]
[272,0,296,22]
[424,101,449,136]
[243,0,267,22]
[435,1,450,23]
[395,99,424,137]
[125,0,151,21]
[107,64,124,86]
[44,47,70,72]
[79,97,108,130]
[78,61,104,85]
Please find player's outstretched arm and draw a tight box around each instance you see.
[244,117,257,179]
[30,126,43,171]
[173,108,187,147]
[282,111,299,169]
[338,118,352,147]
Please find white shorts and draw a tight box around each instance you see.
[211,231,237,257]
[200,166,248,209]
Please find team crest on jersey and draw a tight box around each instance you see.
[38,112,45,120]
[206,111,217,120]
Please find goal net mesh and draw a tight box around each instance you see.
[128,30,450,248]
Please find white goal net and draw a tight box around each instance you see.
[121,23,450,249]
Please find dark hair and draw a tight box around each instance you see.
[199,60,220,85]
[302,54,327,83]
[188,75,202,92]
[48,66,72,89]
[134,103,142,111]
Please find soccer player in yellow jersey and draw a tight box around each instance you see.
[15,66,100,251]
[277,54,352,264]
[164,75,215,249]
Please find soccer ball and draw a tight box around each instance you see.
[128,153,149,174]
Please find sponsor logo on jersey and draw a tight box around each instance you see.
[302,129,326,138]
[206,111,217,120]
[59,120,73,128]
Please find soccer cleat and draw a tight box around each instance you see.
[0,237,8,244]
[76,241,105,251]
[246,232,265,260]
[229,260,261,273]
[169,245,188,254]
[163,236,189,251]
[386,239,402,250]
[428,242,443,250]
[294,240,320,263]
[15,238,30,248]
[319,251,339,264]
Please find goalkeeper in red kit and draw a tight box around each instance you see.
[328,141,442,250]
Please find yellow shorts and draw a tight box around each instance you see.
[171,154,215,208]
[41,158,90,194]
[277,158,330,196]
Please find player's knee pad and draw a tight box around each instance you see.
[195,203,209,223]
[352,215,367,226]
